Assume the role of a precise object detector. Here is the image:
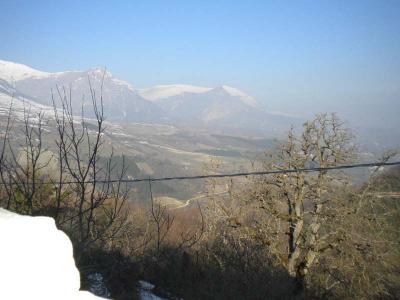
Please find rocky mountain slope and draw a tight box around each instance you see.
[0,59,299,133]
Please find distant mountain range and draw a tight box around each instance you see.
[0,60,300,134]
[1,59,399,157]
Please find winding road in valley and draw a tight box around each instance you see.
[170,191,229,210]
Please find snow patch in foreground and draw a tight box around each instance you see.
[138,281,167,300]
[0,208,104,300]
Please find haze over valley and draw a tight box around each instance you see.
[1,2,399,299]
[0,58,398,203]
[1,59,398,150]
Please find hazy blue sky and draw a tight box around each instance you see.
[1,0,399,117]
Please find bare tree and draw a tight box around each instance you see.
[312,151,400,298]
[147,179,174,259]
[0,98,14,209]
[1,102,51,215]
[252,113,356,289]
[52,76,129,253]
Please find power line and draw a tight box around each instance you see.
[1,161,399,186]
[131,161,400,183]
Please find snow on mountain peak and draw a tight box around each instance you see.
[111,77,135,91]
[86,67,136,90]
[87,67,112,78]
[138,84,259,107]
[0,60,51,83]
[219,85,258,107]
[0,59,260,109]
[138,84,212,101]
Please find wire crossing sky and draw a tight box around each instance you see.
[1,161,399,185]
[1,1,399,118]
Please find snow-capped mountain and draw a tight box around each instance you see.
[0,59,299,132]
[3,64,165,123]
[138,84,213,101]
[0,60,52,82]
[0,76,55,121]
[139,84,260,108]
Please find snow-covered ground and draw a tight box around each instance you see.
[0,92,55,120]
[0,208,103,300]
[138,281,167,300]
[0,208,169,300]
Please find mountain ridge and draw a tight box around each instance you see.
[0,59,299,133]
[0,60,256,105]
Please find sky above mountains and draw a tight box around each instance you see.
[0,0,399,120]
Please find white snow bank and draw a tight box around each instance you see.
[0,208,105,300]
[138,281,167,300]
[87,273,111,298]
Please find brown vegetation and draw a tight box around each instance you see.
[1,85,399,299]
